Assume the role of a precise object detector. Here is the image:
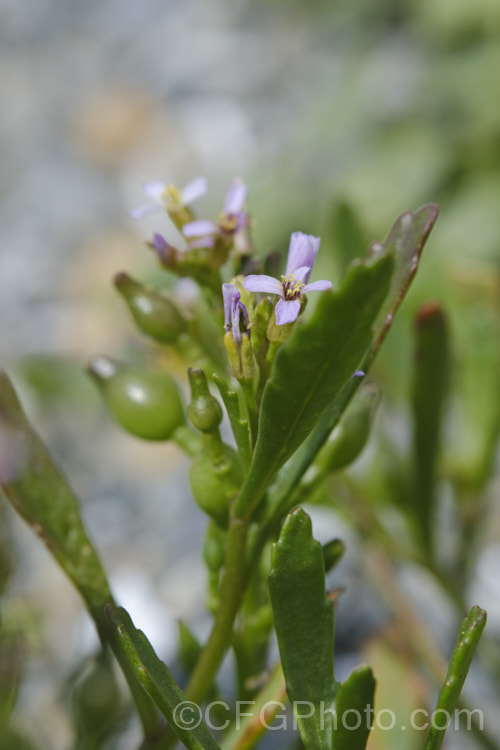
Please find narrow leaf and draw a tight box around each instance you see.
[268,508,335,750]
[368,203,439,360]
[0,372,159,734]
[423,606,487,750]
[106,605,222,750]
[410,302,449,551]
[0,372,112,636]
[235,254,394,517]
[332,666,376,750]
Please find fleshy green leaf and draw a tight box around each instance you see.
[106,605,222,750]
[410,302,449,551]
[268,508,335,750]
[0,372,160,738]
[368,203,439,360]
[332,666,376,750]
[423,606,486,750]
[0,372,113,636]
[235,253,394,517]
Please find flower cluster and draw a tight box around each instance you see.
[131,177,333,378]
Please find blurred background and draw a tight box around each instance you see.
[1,0,500,748]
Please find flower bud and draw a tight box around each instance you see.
[114,272,186,344]
[240,335,255,381]
[88,356,184,441]
[189,445,243,527]
[224,331,242,379]
[187,368,223,433]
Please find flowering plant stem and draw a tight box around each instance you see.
[185,514,249,705]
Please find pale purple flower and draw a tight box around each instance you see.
[223,283,249,344]
[243,232,332,325]
[352,370,365,378]
[130,177,207,219]
[182,178,247,241]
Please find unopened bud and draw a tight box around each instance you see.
[224,330,243,379]
[240,335,255,381]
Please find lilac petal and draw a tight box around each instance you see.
[151,232,169,252]
[285,232,321,280]
[303,279,333,292]
[149,233,175,263]
[182,220,218,238]
[231,302,242,344]
[222,283,240,328]
[238,299,250,330]
[275,298,301,325]
[130,203,161,219]
[243,274,283,296]
[352,370,365,378]
[232,210,247,232]
[181,176,207,206]
[142,181,167,204]
[292,265,312,283]
[224,179,247,215]
[187,235,216,249]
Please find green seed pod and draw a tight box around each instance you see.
[88,356,184,441]
[187,368,223,433]
[203,521,227,572]
[114,272,187,344]
[189,445,243,527]
[315,384,380,473]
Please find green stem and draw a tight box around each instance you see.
[202,429,225,465]
[172,425,202,457]
[185,513,249,705]
[142,514,250,750]
[221,664,286,750]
